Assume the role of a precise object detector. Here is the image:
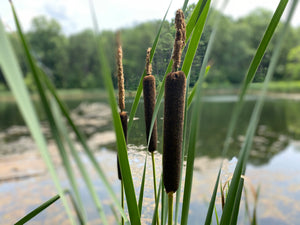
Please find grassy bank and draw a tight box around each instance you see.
[251,81,300,93]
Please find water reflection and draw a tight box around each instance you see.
[126,96,299,166]
[1,95,300,166]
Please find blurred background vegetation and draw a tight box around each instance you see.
[1,4,300,91]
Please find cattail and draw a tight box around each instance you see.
[116,31,127,181]
[163,71,186,194]
[116,31,125,111]
[143,48,157,152]
[172,9,186,72]
[117,111,128,180]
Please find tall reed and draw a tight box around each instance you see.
[163,9,186,225]
[143,47,159,224]
[116,30,127,225]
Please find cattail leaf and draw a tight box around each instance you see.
[89,1,141,224]
[51,98,110,224]
[138,155,148,214]
[10,2,87,223]
[187,1,231,223]
[14,193,61,225]
[185,0,208,41]
[187,65,210,108]
[181,0,210,76]
[151,176,162,225]
[220,0,297,224]
[1,5,77,224]
[182,0,190,12]
[40,69,128,221]
[179,2,210,225]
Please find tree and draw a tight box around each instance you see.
[27,16,68,88]
[286,45,300,80]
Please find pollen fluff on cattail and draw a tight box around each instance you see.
[172,9,186,72]
[143,48,157,152]
[116,31,125,111]
[163,71,186,194]
[117,111,128,180]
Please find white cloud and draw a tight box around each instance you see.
[1,0,299,35]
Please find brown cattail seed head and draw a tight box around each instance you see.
[143,75,157,152]
[163,71,186,193]
[172,9,186,72]
[116,31,125,111]
[145,48,152,75]
[117,111,128,180]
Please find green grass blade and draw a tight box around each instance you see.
[14,193,61,225]
[181,0,210,76]
[161,186,168,225]
[192,1,230,223]
[220,1,297,224]
[187,65,210,108]
[179,2,211,225]
[40,69,127,221]
[182,0,190,12]
[185,0,206,40]
[151,177,162,225]
[138,155,148,214]
[221,0,289,160]
[127,0,172,135]
[180,92,202,225]
[214,205,220,225]
[9,2,86,223]
[51,98,109,224]
[89,1,140,223]
[230,178,245,225]
[204,169,221,225]
[65,190,85,225]
[0,11,76,225]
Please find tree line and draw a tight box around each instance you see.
[1,4,300,91]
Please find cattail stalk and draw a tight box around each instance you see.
[143,47,159,225]
[163,11,186,223]
[168,192,174,225]
[117,111,128,180]
[116,31,126,225]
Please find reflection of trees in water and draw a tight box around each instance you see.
[196,99,291,166]
[285,100,300,139]
[127,98,295,166]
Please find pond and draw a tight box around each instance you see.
[1,94,300,224]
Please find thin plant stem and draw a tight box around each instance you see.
[151,152,160,225]
[168,192,173,225]
[121,180,124,225]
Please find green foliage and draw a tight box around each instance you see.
[286,45,300,79]
[1,5,300,90]
[27,16,69,88]
[0,0,298,224]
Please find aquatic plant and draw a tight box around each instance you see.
[0,0,298,224]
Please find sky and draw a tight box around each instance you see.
[1,0,300,35]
